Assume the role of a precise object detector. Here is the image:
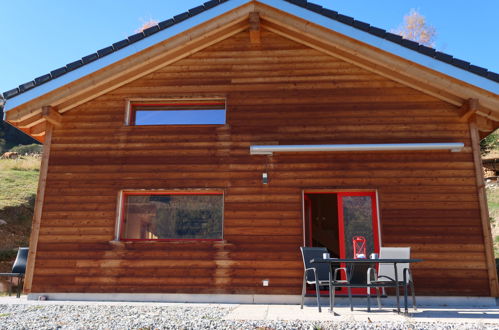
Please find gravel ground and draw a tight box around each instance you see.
[0,304,497,329]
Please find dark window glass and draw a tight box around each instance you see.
[123,193,223,240]
[342,195,375,259]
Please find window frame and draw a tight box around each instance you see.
[125,98,227,126]
[118,190,225,242]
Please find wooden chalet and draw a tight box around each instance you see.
[3,0,499,301]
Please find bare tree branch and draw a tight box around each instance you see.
[393,9,436,47]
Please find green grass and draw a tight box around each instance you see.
[0,158,40,210]
[486,187,499,257]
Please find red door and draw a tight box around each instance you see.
[304,191,380,295]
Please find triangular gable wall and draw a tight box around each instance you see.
[4,0,499,142]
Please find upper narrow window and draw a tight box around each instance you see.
[128,99,226,125]
[121,191,224,241]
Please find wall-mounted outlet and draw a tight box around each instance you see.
[262,279,269,286]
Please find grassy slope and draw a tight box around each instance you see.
[483,148,499,257]
[0,157,40,272]
[486,187,499,257]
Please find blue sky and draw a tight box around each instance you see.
[0,0,498,94]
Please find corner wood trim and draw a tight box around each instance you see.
[23,123,53,294]
[470,120,499,296]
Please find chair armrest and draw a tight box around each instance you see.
[0,273,23,277]
[333,267,349,282]
[403,267,412,284]
[367,267,378,284]
[304,267,317,282]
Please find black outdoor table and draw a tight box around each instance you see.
[311,258,423,314]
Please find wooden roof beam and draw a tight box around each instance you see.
[41,106,62,127]
[459,98,479,122]
[249,12,261,44]
[15,112,44,129]
[30,121,47,136]
[476,115,498,133]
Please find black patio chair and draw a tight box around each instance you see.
[0,247,29,298]
[300,247,351,313]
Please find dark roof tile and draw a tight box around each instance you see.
[452,58,470,70]
[418,45,436,57]
[336,13,354,25]
[158,19,174,30]
[320,8,338,19]
[369,26,386,37]
[469,64,489,76]
[400,38,420,51]
[286,0,307,8]
[19,81,36,92]
[97,46,114,58]
[128,32,145,43]
[113,39,129,50]
[203,0,219,9]
[50,67,67,78]
[66,60,83,72]
[34,74,51,85]
[306,3,323,13]
[174,12,190,23]
[82,53,99,64]
[384,32,403,43]
[143,25,160,36]
[353,20,370,32]
[487,72,499,82]
[3,88,20,99]
[434,51,454,64]
[189,5,205,15]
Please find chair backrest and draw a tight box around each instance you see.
[300,247,330,282]
[378,247,411,282]
[11,247,29,274]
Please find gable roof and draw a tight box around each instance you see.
[3,0,499,102]
[3,0,499,143]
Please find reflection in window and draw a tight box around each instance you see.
[129,99,226,125]
[122,193,223,240]
[342,196,375,259]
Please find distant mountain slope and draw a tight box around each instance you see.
[0,100,38,151]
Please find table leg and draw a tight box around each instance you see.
[394,263,400,313]
[329,263,333,313]
[347,264,354,311]
[367,285,371,312]
[403,269,409,315]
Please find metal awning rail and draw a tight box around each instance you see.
[250,143,464,155]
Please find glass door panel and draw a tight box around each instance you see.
[339,194,379,258]
[338,192,380,292]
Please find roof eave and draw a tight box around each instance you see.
[259,0,499,95]
[3,0,253,113]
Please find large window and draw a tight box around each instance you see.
[120,191,223,241]
[128,99,226,126]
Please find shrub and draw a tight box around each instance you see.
[481,131,499,156]
[10,144,42,155]
[0,249,17,262]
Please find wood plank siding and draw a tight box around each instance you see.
[31,30,490,296]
